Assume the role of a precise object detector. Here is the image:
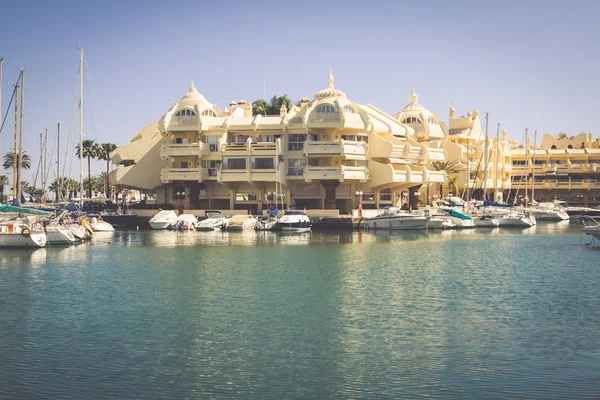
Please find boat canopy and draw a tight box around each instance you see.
[440,206,472,220]
[0,204,51,215]
[482,200,512,208]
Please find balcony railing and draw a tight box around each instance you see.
[303,165,369,182]
[160,142,203,159]
[303,140,368,158]
[160,167,203,183]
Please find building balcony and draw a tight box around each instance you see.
[216,167,279,183]
[303,140,368,159]
[302,165,369,182]
[160,142,204,160]
[307,112,342,128]
[160,167,203,183]
[220,139,281,157]
[167,116,199,132]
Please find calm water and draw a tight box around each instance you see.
[1,222,599,399]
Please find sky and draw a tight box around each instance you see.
[0,0,599,185]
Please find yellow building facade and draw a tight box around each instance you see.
[110,75,447,214]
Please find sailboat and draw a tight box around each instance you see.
[255,137,282,231]
[474,113,499,227]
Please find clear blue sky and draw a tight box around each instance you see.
[1,0,598,184]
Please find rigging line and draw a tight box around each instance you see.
[62,67,81,183]
[83,54,102,141]
[0,73,22,137]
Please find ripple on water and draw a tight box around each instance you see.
[0,226,599,398]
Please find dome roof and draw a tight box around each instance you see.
[314,71,346,99]
[178,81,210,107]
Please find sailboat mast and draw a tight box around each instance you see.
[13,81,19,203]
[524,128,529,205]
[43,128,48,203]
[532,130,537,204]
[17,70,24,203]
[57,122,60,202]
[79,47,84,208]
[483,113,489,200]
[493,123,500,202]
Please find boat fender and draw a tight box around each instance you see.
[22,228,31,237]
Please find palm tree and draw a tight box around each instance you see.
[251,99,269,115]
[0,174,9,203]
[97,142,117,198]
[431,161,458,199]
[66,178,79,200]
[49,178,68,201]
[2,150,32,170]
[76,140,99,199]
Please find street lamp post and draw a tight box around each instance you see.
[355,190,363,217]
[176,190,184,215]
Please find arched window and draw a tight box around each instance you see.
[202,109,215,117]
[175,109,197,116]
[343,106,355,114]
[428,117,438,125]
[402,117,422,124]
[551,145,557,149]
[567,144,573,149]
[316,104,336,113]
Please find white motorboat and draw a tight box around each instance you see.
[555,201,600,220]
[522,202,569,221]
[149,210,178,230]
[0,215,47,248]
[275,210,311,232]
[474,215,500,228]
[45,224,79,245]
[89,216,115,232]
[196,211,230,231]
[225,214,257,231]
[255,214,279,231]
[494,211,536,227]
[437,207,476,228]
[581,216,600,241]
[173,214,198,231]
[364,207,429,230]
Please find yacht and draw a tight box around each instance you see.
[555,201,600,220]
[581,216,600,241]
[149,210,178,230]
[255,214,279,231]
[173,214,198,231]
[275,210,311,232]
[99,209,138,229]
[0,215,47,248]
[474,215,500,228]
[522,202,569,221]
[224,214,257,231]
[89,216,115,232]
[195,211,230,231]
[364,207,429,230]
[437,207,476,228]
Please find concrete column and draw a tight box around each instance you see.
[229,189,235,210]
[320,179,340,210]
[257,188,264,213]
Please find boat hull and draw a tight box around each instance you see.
[149,221,173,230]
[0,232,47,248]
[364,216,428,230]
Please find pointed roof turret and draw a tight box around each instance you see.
[314,70,346,99]
[179,80,210,106]
[409,89,419,105]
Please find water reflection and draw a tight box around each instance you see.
[0,248,48,267]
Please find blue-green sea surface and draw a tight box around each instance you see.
[1,222,599,399]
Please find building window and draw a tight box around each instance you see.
[288,134,307,151]
[254,157,274,169]
[379,188,392,201]
[343,106,355,114]
[512,160,526,165]
[402,117,422,124]
[342,160,367,167]
[551,145,557,149]
[172,185,186,199]
[203,160,221,176]
[342,134,357,141]
[201,109,215,117]
[172,161,189,168]
[224,158,246,169]
[175,109,196,116]
[236,192,257,202]
[287,159,318,176]
[259,134,275,142]
[316,104,336,113]
[428,117,438,125]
